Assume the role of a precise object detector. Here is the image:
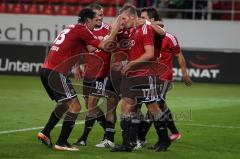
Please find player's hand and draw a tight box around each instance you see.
[121,62,133,75]
[111,15,122,34]
[74,66,83,81]
[153,21,164,27]
[111,62,123,71]
[182,75,192,86]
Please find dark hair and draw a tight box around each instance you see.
[119,4,137,16]
[87,3,103,10]
[141,7,160,21]
[78,8,96,24]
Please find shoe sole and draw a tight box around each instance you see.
[37,133,52,147]
[54,145,79,151]
[73,143,86,146]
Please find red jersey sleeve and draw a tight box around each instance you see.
[81,27,101,48]
[166,33,181,55]
[142,24,154,46]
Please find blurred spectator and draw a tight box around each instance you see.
[136,0,158,8]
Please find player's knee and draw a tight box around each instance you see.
[147,103,161,116]
[68,98,81,113]
[106,113,116,123]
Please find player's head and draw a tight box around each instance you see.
[78,8,98,30]
[119,4,137,29]
[88,3,104,27]
[140,7,164,27]
[140,7,159,22]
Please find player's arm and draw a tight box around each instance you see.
[150,22,165,36]
[137,19,165,36]
[97,16,121,51]
[73,63,83,81]
[121,45,154,75]
[86,45,97,52]
[176,51,192,86]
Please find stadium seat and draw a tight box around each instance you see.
[5,0,18,3]
[50,0,64,3]
[58,5,71,15]
[66,0,78,4]
[220,1,232,10]
[220,14,231,20]
[99,0,108,5]
[12,3,24,14]
[112,0,125,5]
[80,0,94,4]
[20,0,34,3]
[72,5,83,15]
[234,13,240,20]
[42,4,55,15]
[104,6,116,16]
[0,3,9,13]
[26,4,39,14]
[35,0,48,3]
[234,2,240,10]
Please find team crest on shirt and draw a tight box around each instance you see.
[118,39,135,50]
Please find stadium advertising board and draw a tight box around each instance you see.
[173,50,240,83]
[0,43,239,83]
[0,43,46,75]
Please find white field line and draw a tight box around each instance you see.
[0,122,240,135]
[177,123,240,129]
[0,121,84,135]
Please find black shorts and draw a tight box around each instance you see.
[83,76,115,98]
[120,76,163,104]
[157,80,172,102]
[40,68,77,102]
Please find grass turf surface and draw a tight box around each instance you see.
[0,75,240,159]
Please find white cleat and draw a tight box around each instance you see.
[95,139,115,148]
[134,140,147,150]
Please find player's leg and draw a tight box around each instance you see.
[38,69,80,151]
[96,94,118,148]
[111,97,136,152]
[111,77,141,152]
[74,77,106,145]
[136,108,153,149]
[37,68,68,147]
[158,81,180,141]
[96,78,118,148]
[54,97,80,151]
[147,102,171,152]
[74,95,100,145]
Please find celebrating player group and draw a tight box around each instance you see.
[37,3,192,152]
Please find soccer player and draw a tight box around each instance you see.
[110,4,171,152]
[136,7,192,148]
[37,8,121,151]
[73,3,118,148]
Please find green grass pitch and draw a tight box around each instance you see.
[0,75,240,159]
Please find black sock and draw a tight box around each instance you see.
[96,111,106,130]
[56,111,78,145]
[120,116,131,146]
[153,116,170,144]
[42,104,68,137]
[138,111,153,141]
[104,121,115,142]
[164,108,179,134]
[129,117,140,146]
[78,116,96,142]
